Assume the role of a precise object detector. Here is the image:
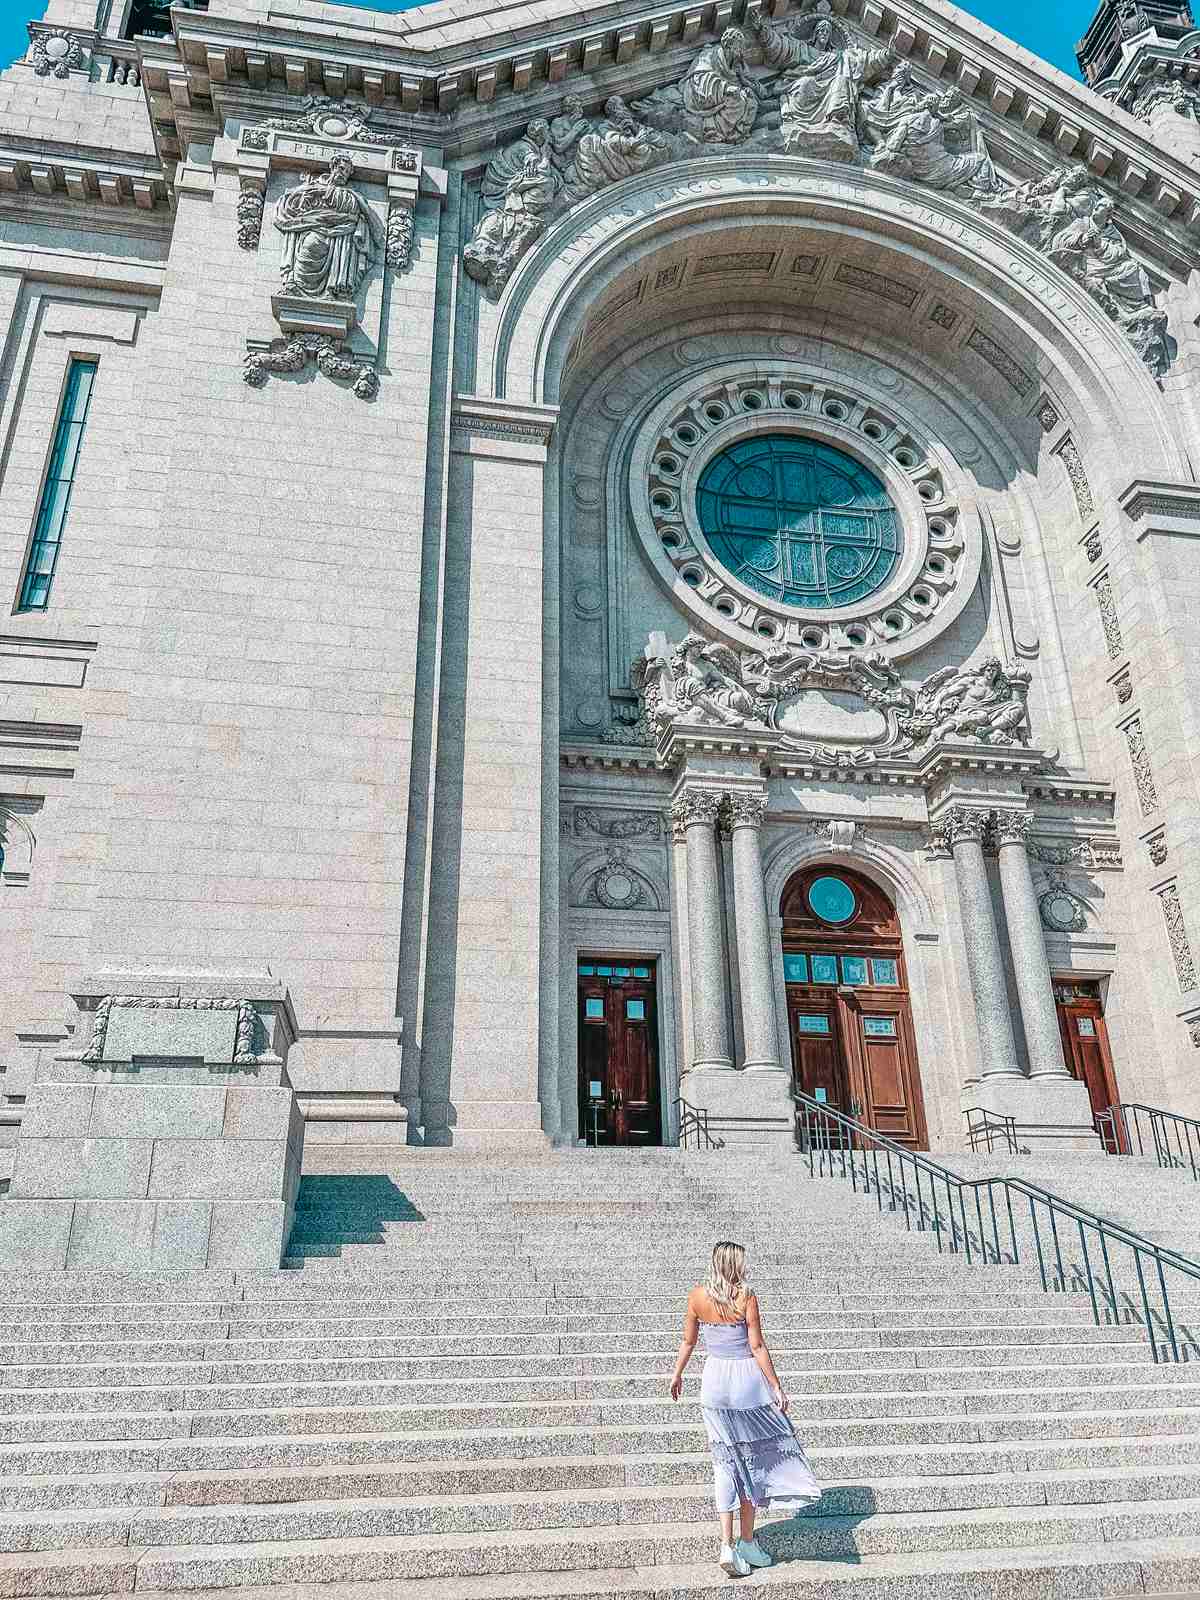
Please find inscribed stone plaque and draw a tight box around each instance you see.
[103,1007,238,1065]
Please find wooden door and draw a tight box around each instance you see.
[577,959,661,1146]
[1054,980,1122,1151]
[782,865,929,1151]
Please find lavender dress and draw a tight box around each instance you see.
[698,1318,822,1514]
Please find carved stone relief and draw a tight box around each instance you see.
[274,157,379,302]
[243,334,378,398]
[1055,435,1095,521]
[460,3,1169,372]
[29,29,85,77]
[1093,572,1124,661]
[1123,716,1160,816]
[1158,882,1199,993]
[571,806,664,841]
[1036,867,1089,933]
[237,179,266,252]
[83,995,263,1065]
[635,630,1033,767]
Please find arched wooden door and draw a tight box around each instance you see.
[782,864,929,1150]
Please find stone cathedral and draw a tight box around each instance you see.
[2,0,1200,1265]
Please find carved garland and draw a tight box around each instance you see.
[29,30,85,77]
[83,996,261,1065]
[244,335,378,399]
[638,373,964,654]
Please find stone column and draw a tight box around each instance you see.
[727,794,781,1071]
[678,788,733,1071]
[995,811,1069,1079]
[941,806,1022,1079]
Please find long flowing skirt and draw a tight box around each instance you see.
[700,1354,822,1514]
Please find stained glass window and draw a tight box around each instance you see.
[871,958,899,987]
[795,1015,831,1034]
[863,1016,898,1038]
[695,434,901,610]
[841,956,868,986]
[783,954,809,983]
[810,954,839,985]
[18,359,97,612]
[808,876,858,925]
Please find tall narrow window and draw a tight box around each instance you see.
[17,359,97,611]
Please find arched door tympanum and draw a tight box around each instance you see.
[781,865,928,1150]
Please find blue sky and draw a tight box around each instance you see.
[0,0,1097,82]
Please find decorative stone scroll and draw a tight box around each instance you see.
[635,629,1033,768]
[460,1,1169,372]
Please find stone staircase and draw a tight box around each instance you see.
[0,1148,1198,1598]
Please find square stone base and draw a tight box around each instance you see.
[679,1067,794,1147]
[966,1075,1101,1151]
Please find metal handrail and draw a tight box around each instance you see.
[965,1107,1024,1154]
[675,1097,726,1151]
[1102,1102,1200,1181]
[794,1090,1200,1363]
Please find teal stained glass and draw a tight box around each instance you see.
[808,876,858,925]
[810,954,839,985]
[696,435,900,610]
[18,359,98,611]
[783,953,809,983]
[841,955,868,986]
[871,958,899,987]
[795,1015,831,1035]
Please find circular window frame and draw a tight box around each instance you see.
[628,364,982,661]
[807,874,859,925]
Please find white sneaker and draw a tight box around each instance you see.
[737,1537,774,1569]
[719,1542,751,1577]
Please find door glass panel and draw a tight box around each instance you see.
[795,1014,831,1034]
[870,958,898,986]
[841,956,868,986]
[1077,1017,1096,1037]
[863,1016,897,1037]
[615,967,631,977]
[626,999,645,1020]
[783,953,809,982]
[584,997,605,1020]
[633,966,651,978]
[596,965,612,976]
[578,965,595,976]
[811,954,838,984]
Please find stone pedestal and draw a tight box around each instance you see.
[968,1074,1100,1151]
[680,1066,794,1147]
[0,974,304,1271]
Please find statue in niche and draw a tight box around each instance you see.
[862,62,999,197]
[274,155,379,301]
[913,657,1031,746]
[751,6,893,162]
[463,144,560,296]
[561,97,673,202]
[634,28,768,145]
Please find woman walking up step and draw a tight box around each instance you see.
[669,1241,821,1578]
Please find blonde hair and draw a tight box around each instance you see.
[704,1241,749,1313]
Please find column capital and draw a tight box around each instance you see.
[940,803,993,846]
[674,787,723,827]
[993,809,1034,848]
[726,793,768,830]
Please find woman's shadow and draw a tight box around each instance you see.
[758,1486,879,1566]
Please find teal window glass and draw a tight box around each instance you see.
[17,359,97,612]
[808,875,857,925]
[811,954,838,985]
[783,953,809,983]
[584,997,605,1020]
[871,958,899,987]
[578,965,595,976]
[626,999,645,1020]
[615,967,631,977]
[841,955,868,986]
[863,1016,897,1038]
[632,966,651,978]
[596,965,613,976]
[695,434,900,610]
[795,1014,831,1035]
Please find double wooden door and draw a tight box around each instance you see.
[783,866,928,1150]
[1054,980,1122,1151]
[577,959,661,1146]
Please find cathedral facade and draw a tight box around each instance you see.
[3,0,1200,1193]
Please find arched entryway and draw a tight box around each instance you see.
[781,864,928,1150]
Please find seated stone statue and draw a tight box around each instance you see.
[561,98,672,203]
[274,155,379,301]
[916,657,1031,746]
[463,150,560,298]
[863,63,999,197]
[752,9,892,162]
[633,28,766,145]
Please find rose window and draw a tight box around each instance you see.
[696,436,901,610]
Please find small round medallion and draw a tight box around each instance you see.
[807,874,857,925]
[45,35,70,58]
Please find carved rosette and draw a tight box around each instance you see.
[1113,668,1133,705]
[725,794,768,830]
[675,788,724,828]
[1190,1018,1200,1050]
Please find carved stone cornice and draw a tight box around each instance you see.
[1120,478,1200,539]
[450,395,558,456]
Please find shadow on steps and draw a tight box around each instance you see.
[285,1175,427,1261]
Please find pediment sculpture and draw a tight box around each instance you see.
[461,0,1168,372]
[633,630,1033,767]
